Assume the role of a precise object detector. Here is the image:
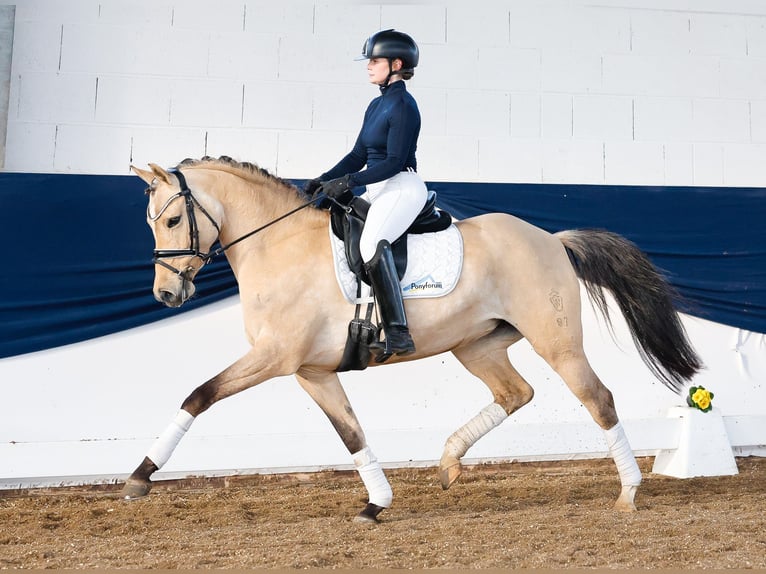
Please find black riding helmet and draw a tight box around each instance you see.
[356,29,419,85]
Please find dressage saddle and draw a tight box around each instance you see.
[329,190,453,372]
[329,189,452,284]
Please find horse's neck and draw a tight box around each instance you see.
[199,171,324,274]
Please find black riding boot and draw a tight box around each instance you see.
[365,240,415,363]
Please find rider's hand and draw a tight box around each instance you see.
[303,178,323,198]
[322,175,353,199]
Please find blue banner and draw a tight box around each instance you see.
[1,173,764,358]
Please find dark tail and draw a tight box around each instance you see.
[556,229,703,393]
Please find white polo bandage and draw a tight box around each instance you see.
[443,402,508,459]
[603,421,642,487]
[146,409,195,469]
[352,446,393,508]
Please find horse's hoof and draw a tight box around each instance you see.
[353,513,379,524]
[120,478,152,500]
[439,457,462,490]
[613,485,638,512]
[353,502,384,524]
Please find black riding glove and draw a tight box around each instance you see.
[322,175,353,199]
[303,178,323,198]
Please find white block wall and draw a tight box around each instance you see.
[4,0,766,186]
[0,5,13,168]
[2,1,765,487]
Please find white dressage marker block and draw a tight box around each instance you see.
[652,406,738,478]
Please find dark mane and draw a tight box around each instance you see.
[176,155,312,202]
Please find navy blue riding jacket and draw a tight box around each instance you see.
[321,80,420,188]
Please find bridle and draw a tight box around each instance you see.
[147,168,323,280]
[146,169,221,280]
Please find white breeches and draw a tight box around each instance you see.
[359,171,428,263]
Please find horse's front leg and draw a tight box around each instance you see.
[120,349,281,500]
[295,368,391,524]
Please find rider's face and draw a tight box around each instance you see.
[367,57,402,85]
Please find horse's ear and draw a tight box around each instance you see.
[148,163,173,185]
[131,163,174,186]
[130,165,155,185]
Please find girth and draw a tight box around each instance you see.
[329,189,452,283]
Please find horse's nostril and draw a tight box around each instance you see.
[159,290,177,304]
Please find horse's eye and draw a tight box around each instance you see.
[167,216,182,228]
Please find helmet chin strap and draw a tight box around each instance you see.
[381,58,401,88]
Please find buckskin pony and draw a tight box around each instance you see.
[123,156,702,522]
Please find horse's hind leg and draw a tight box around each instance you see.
[527,288,642,511]
[295,368,392,524]
[545,348,642,511]
[441,325,530,489]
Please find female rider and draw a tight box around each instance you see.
[306,29,426,362]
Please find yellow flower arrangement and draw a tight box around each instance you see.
[686,385,714,413]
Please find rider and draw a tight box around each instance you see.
[305,29,427,361]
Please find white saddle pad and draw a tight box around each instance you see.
[330,223,464,304]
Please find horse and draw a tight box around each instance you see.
[123,156,703,522]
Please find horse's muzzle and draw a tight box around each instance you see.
[153,264,198,307]
[155,278,195,308]
[156,288,185,308]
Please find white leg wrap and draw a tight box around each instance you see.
[603,421,642,487]
[443,402,508,459]
[146,409,195,470]
[352,446,393,508]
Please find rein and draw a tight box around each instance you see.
[204,192,324,263]
[150,168,324,277]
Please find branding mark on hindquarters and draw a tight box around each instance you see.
[549,289,564,312]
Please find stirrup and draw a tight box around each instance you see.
[370,326,415,363]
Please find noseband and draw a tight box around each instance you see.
[147,169,221,279]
